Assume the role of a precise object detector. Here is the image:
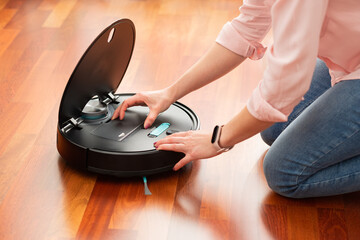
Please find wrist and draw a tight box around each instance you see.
[167,73,194,102]
[163,86,177,104]
[211,125,233,152]
[164,85,179,103]
[218,124,232,148]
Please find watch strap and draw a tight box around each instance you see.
[211,125,233,152]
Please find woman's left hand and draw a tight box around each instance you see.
[154,131,220,171]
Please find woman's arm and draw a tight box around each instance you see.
[219,106,273,148]
[155,106,273,171]
[113,0,273,127]
[166,43,246,102]
[112,43,246,128]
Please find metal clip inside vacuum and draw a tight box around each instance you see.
[101,92,120,105]
[61,117,83,133]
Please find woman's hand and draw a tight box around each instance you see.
[111,88,175,129]
[154,131,221,171]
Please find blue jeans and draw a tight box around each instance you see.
[261,59,360,198]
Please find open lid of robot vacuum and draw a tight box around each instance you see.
[58,19,135,125]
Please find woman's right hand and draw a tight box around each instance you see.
[111,88,175,129]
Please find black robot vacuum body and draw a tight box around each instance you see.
[57,19,199,177]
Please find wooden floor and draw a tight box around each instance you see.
[0,0,359,239]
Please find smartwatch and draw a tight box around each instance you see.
[211,125,233,152]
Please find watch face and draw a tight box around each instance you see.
[211,125,220,143]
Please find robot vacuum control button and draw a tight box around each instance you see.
[166,130,179,135]
[148,123,170,138]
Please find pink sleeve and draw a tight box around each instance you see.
[216,0,272,60]
[247,0,329,122]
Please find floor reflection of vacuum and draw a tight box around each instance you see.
[56,19,200,180]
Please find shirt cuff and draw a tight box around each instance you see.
[247,85,288,122]
[216,22,267,60]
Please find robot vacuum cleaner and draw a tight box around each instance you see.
[57,19,200,177]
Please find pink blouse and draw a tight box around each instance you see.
[216,0,360,122]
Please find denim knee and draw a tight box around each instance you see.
[263,151,301,198]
